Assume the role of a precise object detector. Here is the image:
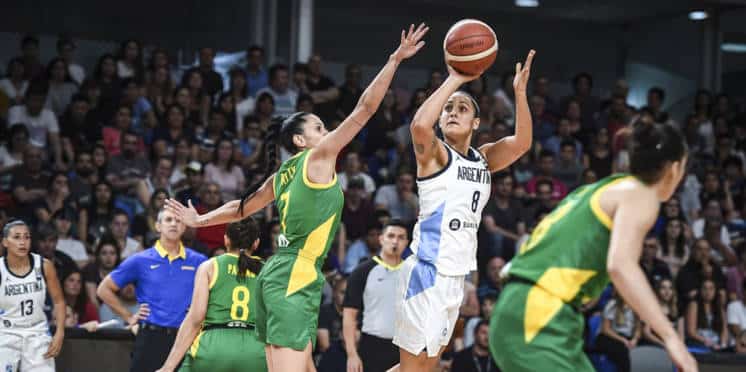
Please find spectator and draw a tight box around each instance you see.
[109,209,142,258]
[57,37,86,85]
[98,283,139,329]
[343,223,382,274]
[493,71,515,126]
[482,173,525,259]
[0,57,28,105]
[19,35,43,80]
[53,207,88,267]
[102,105,140,156]
[0,124,28,174]
[676,239,727,306]
[135,156,174,208]
[245,45,268,97]
[553,140,584,190]
[216,93,239,134]
[200,110,234,144]
[343,220,409,372]
[341,178,375,242]
[702,218,737,267]
[726,250,746,301]
[643,278,685,346]
[256,64,297,117]
[8,82,64,168]
[169,138,194,189]
[11,145,50,220]
[639,236,672,286]
[194,182,228,251]
[338,151,376,197]
[462,292,498,348]
[97,208,207,372]
[581,168,598,185]
[306,54,339,121]
[659,218,690,276]
[77,181,115,244]
[686,279,728,350]
[116,40,144,81]
[195,47,223,98]
[145,60,175,119]
[204,138,245,201]
[59,94,101,151]
[228,67,255,125]
[33,171,76,226]
[176,161,204,205]
[727,278,746,345]
[93,53,121,121]
[583,127,613,179]
[180,69,212,127]
[560,72,600,135]
[105,130,150,195]
[35,223,78,279]
[82,236,121,309]
[451,321,499,372]
[644,87,669,124]
[238,116,264,171]
[152,105,194,158]
[477,256,505,301]
[529,94,555,144]
[597,94,630,142]
[121,78,157,136]
[45,57,79,117]
[336,63,363,119]
[61,268,100,324]
[374,168,418,225]
[132,188,170,246]
[543,118,583,161]
[173,86,202,126]
[318,276,347,372]
[525,150,568,200]
[595,289,640,372]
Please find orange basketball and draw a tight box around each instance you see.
[444,19,498,76]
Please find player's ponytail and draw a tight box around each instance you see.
[628,119,687,184]
[225,217,263,281]
[237,112,309,215]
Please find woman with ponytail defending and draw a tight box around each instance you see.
[157,218,266,372]
[164,24,428,371]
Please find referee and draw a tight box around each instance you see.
[97,209,207,372]
[343,220,409,372]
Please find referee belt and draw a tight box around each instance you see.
[504,276,582,313]
[202,322,255,331]
[139,322,179,335]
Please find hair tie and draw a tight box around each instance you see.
[655,142,662,150]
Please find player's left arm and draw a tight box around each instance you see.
[157,260,211,372]
[479,50,535,172]
[43,259,65,359]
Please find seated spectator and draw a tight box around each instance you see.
[256,64,297,117]
[595,289,640,372]
[53,207,88,268]
[305,54,339,121]
[451,320,499,372]
[153,104,194,158]
[462,292,498,349]
[135,156,174,207]
[106,130,150,195]
[102,105,144,156]
[525,150,568,201]
[686,279,728,350]
[583,127,613,179]
[93,53,121,122]
[168,138,194,190]
[676,239,727,306]
[726,250,746,301]
[317,276,347,372]
[643,278,685,346]
[0,57,29,105]
[238,116,264,172]
[198,110,234,144]
[45,57,79,117]
[727,279,746,346]
[176,161,204,206]
[639,236,672,286]
[131,188,169,246]
[477,256,505,301]
[252,92,275,131]
[482,172,525,259]
[204,138,245,201]
[581,168,598,185]
[195,182,228,251]
[33,171,76,226]
[374,169,418,225]
[341,178,375,242]
[109,209,142,258]
[228,67,255,125]
[173,85,203,127]
[216,93,238,134]
[12,146,51,220]
[543,118,583,161]
[59,95,101,155]
[658,218,690,276]
[336,63,364,119]
[343,223,382,274]
[691,199,736,266]
[82,236,121,309]
[145,51,175,118]
[35,223,78,282]
[338,151,376,197]
[61,268,99,325]
[0,124,29,174]
[116,40,144,80]
[98,283,139,329]
[553,140,583,190]
[56,38,85,85]
[78,181,116,244]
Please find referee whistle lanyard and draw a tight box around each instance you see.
[472,353,494,372]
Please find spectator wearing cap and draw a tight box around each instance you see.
[106,130,150,194]
[342,178,376,242]
[97,208,207,372]
[197,138,216,164]
[53,207,88,267]
[56,37,86,84]
[343,223,382,274]
[175,161,204,205]
[338,151,377,198]
[343,220,409,372]
[109,208,142,258]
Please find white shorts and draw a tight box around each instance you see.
[0,329,55,372]
[393,255,465,357]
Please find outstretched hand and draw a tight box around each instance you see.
[513,49,536,94]
[392,23,429,62]
[164,198,199,227]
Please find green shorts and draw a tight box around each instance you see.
[489,280,594,372]
[179,327,266,372]
[254,253,325,351]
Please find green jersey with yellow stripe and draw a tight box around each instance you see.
[509,173,632,307]
[204,253,259,326]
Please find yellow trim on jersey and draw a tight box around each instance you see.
[286,214,337,296]
[154,240,186,262]
[302,150,337,189]
[189,329,204,358]
[372,256,403,271]
[589,176,633,230]
[209,258,219,289]
[524,268,597,343]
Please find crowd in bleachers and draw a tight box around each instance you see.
[1,33,746,371]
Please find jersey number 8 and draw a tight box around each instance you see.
[230,286,250,321]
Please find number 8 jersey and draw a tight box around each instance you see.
[410,142,491,276]
[0,253,48,331]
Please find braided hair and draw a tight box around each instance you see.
[225,217,262,281]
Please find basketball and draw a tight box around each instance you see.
[444,19,498,76]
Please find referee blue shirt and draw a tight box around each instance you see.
[110,240,207,328]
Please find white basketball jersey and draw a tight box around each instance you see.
[410,142,491,276]
[0,253,48,331]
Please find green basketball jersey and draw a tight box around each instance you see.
[272,149,344,296]
[509,174,633,306]
[204,253,260,326]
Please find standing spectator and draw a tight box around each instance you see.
[451,321,500,372]
[342,178,376,242]
[109,209,143,258]
[481,173,525,259]
[8,83,64,168]
[643,278,685,346]
[338,151,376,197]
[53,208,88,268]
[374,169,419,225]
[82,236,121,309]
[595,289,641,372]
[525,150,568,200]
[318,276,348,372]
[116,40,144,81]
[196,47,223,99]
[194,182,228,251]
[19,35,43,80]
[60,269,99,324]
[0,57,28,105]
[204,138,245,201]
[553,140,584,190]
[245,45,268,97]
[336,64,363,119]
[343,220,408,372]
[256,64,297,117]
[686,279,728,350]
[97,208,207,372]
[343,223,382,274]
[639,236,672,286]
[56,37,85,85]
[45,57,79,117]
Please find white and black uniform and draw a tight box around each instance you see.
[394,142,491,357]
[0,253,54,372]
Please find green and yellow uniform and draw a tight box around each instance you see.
[254,149,344,350]
[489,174,632,371]
[180,254,267,372]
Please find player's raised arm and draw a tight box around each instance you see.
[479,50,535,172]
[311,23,428,162]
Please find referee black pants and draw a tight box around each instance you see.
[359,333,398,372]
[130,325,178,372]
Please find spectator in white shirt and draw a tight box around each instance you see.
[8,82,64,169]
[256,64,297,117]
[57,37,86,85]
[109,209,142,258]
[0,57,28,106]
[338,151,376,197]
[45,57,79,117]
[53,207,89,268]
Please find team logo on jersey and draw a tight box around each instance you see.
[449,219,461,231]
[277,234,289,248]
